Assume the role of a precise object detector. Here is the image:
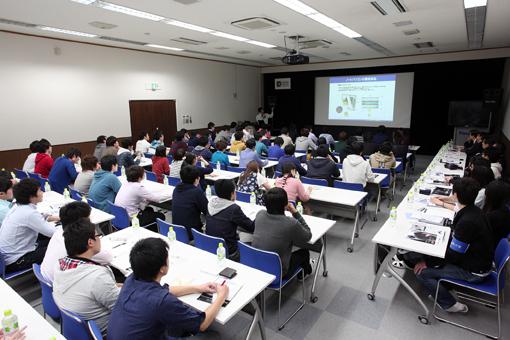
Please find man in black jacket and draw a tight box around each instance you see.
[414,177,494,313]
[306,145,340,186]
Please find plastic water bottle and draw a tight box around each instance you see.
[296,202,304,215]
[63,188,70,199]
[163,175,169,186]
[44,181,51,192]
[390,207,397,225]
[216,242,226,265]
[407,190,414,203]
[131,214,140,228]
[250,192,256,205]
[168,226,176,259]
[206,185,212,199]
[2,309,19,336]
[121,166,126,177]
[261,167,266,177]
[216,161,221,171]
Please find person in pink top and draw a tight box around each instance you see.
[275,163,313,205]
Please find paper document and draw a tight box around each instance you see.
[407,223,446,245]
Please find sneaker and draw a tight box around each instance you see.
[445,302,469,313]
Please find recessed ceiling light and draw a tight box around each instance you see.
[464,0,487,9]
[97,1,164,21]
[145,44,184,51]
[273,0,316,15]
[211,31,248,42]
[70,0,96,4]
[165,19,212,33]
[307,13,341,28]
[39,26,97,37]
[246,40,276,48]
[332,25,362,38]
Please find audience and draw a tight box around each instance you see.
[465,131,483,160]
[0,178,58,273]
[151,145,170,183]
[483,147,502,179]
[277,144,307,177]
[319,127,335,146]
[295,128,317,151]
[230,131,246,153]
[470,165,495,209]
[237,161,271,205]
[88,155,122,213]
[170,130,188,158]
[117,138,140,169]
[206,179,254,261]
[34,138,53,178]
[94,135,107,160]
[342,142,375,188]
[169,148,186,179]
[483,180,510,247]
[306,145,340,186]
[0,177,13,225]
[73,155,98,194]
[48,147,81,194]
[268,137,285,160]
[22,140,39,173]
[188,132,201,148]
[369,142,396,169]
[183,153,213,191]
[214,125,231,144]
[275,163,312,203]
[135,131,151,154]
[207,122,216,142]
[151,130,165,148]
[239,138,268,168]
[102,136,120,158]
[211,140,230,168]
[307,126,318,145]
[171,165,208,238]
[254,132,268,156]
[53,218,120,335]
[108,238,228,339]
[252,187,312,279]
[317,137,338,163]
[279,127,293,148]
[372,125,388,145]
[114,166,169,229]
[334,131,348,159]
[192,136,213,162]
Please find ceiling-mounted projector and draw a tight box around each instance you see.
[281,36,309,65]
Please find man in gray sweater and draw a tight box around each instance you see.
[252,187,313,278]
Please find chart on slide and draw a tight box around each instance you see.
[328,74,396,122]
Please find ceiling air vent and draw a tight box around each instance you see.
[403,29,420,35]
[99,36,146,45]
[339,52,352,56]
[231,17,280,30]
[465,5,486,49]
[171,37,207,45]
[236,50,251,54]
[413,41,434,48]
[214,46,229,50]
[393,20,413,27]
[173,0,200,4]
[0,18,37,28]
[370,0,407,15]
[89,21,117,30]
[299,39,332,49]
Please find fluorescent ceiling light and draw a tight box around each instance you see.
[273,0,316,15]
[307,13,341,28]
[211,31,248,42]
[145,44,184,51]
[463,0,487,8]
[97,2,165,21]
[39,26,97,37]
[70,0,96,4]
[332,25,362,38]
[165,20,212,33]
[246,40,276,48]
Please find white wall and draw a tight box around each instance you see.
[501,58,510,139]
[0,32,261,150]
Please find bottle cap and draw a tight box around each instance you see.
[169,227,174,231]
[219,242,223,247]
[4,309,12,316]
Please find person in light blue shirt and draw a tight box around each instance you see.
[268,137,285,160]
[211,140,230,168]
[88,155,122,213]
[151,129,165,148]
[0,177,13,225]
[239,139,268,168]
[48,148,81,194]
[254,131,268,157]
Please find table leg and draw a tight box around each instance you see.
[310,235,328,303]
[403,162,408,187]
[348,207,360,253]
[245,299,266,340]
[374,185,382,221]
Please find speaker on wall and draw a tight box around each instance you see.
[482,88,502,109]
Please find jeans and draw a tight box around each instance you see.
[416,263,485,309]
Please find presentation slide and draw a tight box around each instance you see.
[315,72,414,128]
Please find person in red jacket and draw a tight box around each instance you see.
[34,139,53,178]
[152,145,170,183]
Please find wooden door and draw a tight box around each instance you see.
[129,100,177,143]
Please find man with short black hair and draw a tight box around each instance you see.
[108,238,228,339]
[342,142,375,187]
[48,147,82,194]
[34,139,53,178]
[102,136,120,157]
[230,130,246,153]
[192,135,212,162]
[22,140,40,173]
[239,138,268,168]
[53,218,119,335]
[277,144,307,176]
[88,155,122,212]
[306,145,340,186]
[0,177,13,225]
[279,127,293,148]
[94,135,107,160]
[268,137,285,160]
[117,138,140,169]
[170,130,188,158]
[207,122,216,142]
[254,131,268,156]
[414,177,494,313]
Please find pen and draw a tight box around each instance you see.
[221,280,226,286]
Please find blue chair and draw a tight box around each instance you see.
[14,168,28,180]
[191,229,228,257]
[238,241,305,330]
[165,176,181,186]
[106,201,131,230]
[28,172,40,180]
[145,171,157,182]
[395,157,404,173]
[336,163,343,170]
[433,239,510,339]
[0,251,32,280]
[144,152,153,159]
[235,191,251,203]
[33,264,61,322]
[227,166,246,173]
[372,167,393,202]
[268,157,279,161]
[274,170,282,178]
[156,219,190,243]
[59,308,103,340]
[167,154,173,163]
[333,180,363,192]
[301,176,328,187]
[113,168,121,177]
[69,187,84,201]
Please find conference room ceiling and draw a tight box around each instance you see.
[0,0,509,67]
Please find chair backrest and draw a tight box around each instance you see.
[268,157,279,161]
[235,191,251,203]
[69,187,84,201]
[143,152,153,159]
[0,250,32,280]
[113,168,122,177]
[274,170,282,178]
[363,143,379,155]
[32,264,61,321]
[495,239,510,292]
[60,308,102,340]
[166,176,181,186]
[106,201,131,229]
[145,171,157,182]
[227,166,246,173]
[372,168,391,187]
[191,229,228,257]
[295,149,307,154]
[156,218,190,243]
[14,169,28,180]
[336,163,343,170]
[28,172,41,180]
[0,252,6,279]
[238,241,281,286]
[301,176,328,187]
[166,155,173,163]
[333,180,364,192]
[392,144,409,158]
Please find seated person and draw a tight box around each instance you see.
[34,138,53,178]
[237,160,271,205]
[151,145,170,183]
[413,177,494,313]
[465,131,483,161]
[279,127,293,148]
[0,178,58,273]
[187,132,201,148]
[268,137,285,160]
[53,218,120,335]
[41,201,113,283]
[252,188,312,279]
[254,132,268,157]
[183,153,213,191]
[483,180,510,248]
[151,130,165,148]
[275,163,312,203]
[276,144,307,177]
[135,131,151,154]
[215,126,231,144]
[369,141,396,169]
[483,147,502,179]
[342,142,375,188]
[192,136,213,162]
[206,179,254,261]
[372,125,388,145]
[319,127,335,147]
[334,131,348,156]
[117,138,141,169]
[0,177,13,225]
[295,128,317,151]
[307,126,318,145]
[229,131,246,154]
[170,130,188,158]
[306,145,340,186]
[94,135,106,160]
[88,155,122,213]
[108,238,228,339]
[317,137,338,163]
[172,166,208,238]
[210,140,230,168]
[169,148,186,179]
[239,139,268,168]
[73,155,99,194]
[102,136,120,158]
[114,166,170,230]
[463,130,477,150]
[22,140,39,173]
[48,147,81,194]
[207,122,217,142]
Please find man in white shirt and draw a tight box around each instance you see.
[319,127,335,146]
[342,142,375,188]
[41,201,113,283]
[307,127,318,145]
[279,127,294,148]
[135,132,152,154]
[255,107,273,126]
[22,140,39,173]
